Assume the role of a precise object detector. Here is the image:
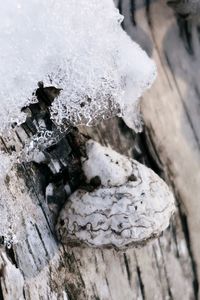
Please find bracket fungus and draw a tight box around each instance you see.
[56,140,175,249]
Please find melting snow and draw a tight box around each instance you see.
[0,0,156,133]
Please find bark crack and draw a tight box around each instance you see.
[136,264,145,300]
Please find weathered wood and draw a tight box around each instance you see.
[0,0,200,299]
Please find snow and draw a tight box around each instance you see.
[82,140,133,186]
[0,0,156,133]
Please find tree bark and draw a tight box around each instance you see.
[0,0,200,299]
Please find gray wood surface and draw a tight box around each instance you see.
[0,0,199,299]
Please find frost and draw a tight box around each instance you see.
[0,151,13,180]
[27,127,64,152]
[0,234,17,249]
[0,0,156,133]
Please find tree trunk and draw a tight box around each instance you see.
[0,0,199,299]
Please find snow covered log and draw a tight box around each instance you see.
[0,0,200,299]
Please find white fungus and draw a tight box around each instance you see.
[0,0,156,133]
[57,141,175,249]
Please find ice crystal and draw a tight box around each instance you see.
[0,0,156,133]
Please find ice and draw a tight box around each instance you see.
[0,0,156,133]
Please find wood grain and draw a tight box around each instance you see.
[0,0,199,299]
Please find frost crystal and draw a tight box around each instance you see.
[0,0,156,133]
